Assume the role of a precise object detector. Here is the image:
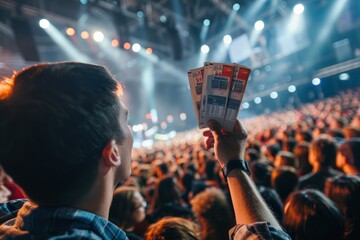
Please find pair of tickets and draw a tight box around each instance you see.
[188,62,251,132]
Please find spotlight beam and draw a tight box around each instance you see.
[43,23,90,62]
[209,0,249,30]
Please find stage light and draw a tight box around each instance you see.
[264,65,272,72]
[81,31,89,39]
[160,121,167,129]
[254,97,262,104]
[180,113,187,121]
[254,20,264,31]
[203,19,210,26]
[293,3,305,15]
[66,27,75,36]
[242,102,249,109]
[201,44,210,53]
[146,48,153,55]
[233,3,240,11]
[93,31,104,42]
[339,73,350,81]
[111,39,119,47]
[80,0,88,5]
[39,19,50,29]
[124,42,131,50]
[137,11,144,18]
[160,15,167,23]
[167,115,174,123]
[288,85,296,93]
[270,92,278,99]
[223,35,232,45]
[312,78,321,85]
[132,43,141,52]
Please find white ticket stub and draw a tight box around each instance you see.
[187,67,206,128]
[202,62,234,128]
[223,64,251,131]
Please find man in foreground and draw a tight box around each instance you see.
[0,62,289,239]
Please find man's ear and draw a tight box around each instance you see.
[102,140,121,167]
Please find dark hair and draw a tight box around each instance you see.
[296,130,312,143]
[293,142,312,176]
[0,62,123,206]
[325,175,360,240]
[338,138,360,170]
[271,166,298,203]
[284,189,344,240]
[275,151,298,168]
[204,160,219,181]
[149,176,181,214]
[250,161,273,187]
[282,138,296,152]
[310,135,337,167]
[109,186,140,229]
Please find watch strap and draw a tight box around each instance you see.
[222,159,251,182]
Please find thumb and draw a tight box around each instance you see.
[208,119,222,137]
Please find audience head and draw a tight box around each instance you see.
[293,142,312,176]
[264,144,281,162]
[325,175,360,239]
[284,189,344,240]
[336,138,360,174]
[274,151,298,168]
[109,186,146,230]
[343,127,360,139]
[0,62,132,206]
[271,166,298,203]
[245,148,260,162]
[250,161,274,188]
[145,217,199,240]
[282,138,296,152]
[309,135,337,169]
[149,176,181,213]
[295,130,312,143]
[190,188,234,240]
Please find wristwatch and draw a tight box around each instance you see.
[222,159,251,182]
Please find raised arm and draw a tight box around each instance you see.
[203,119,281,229]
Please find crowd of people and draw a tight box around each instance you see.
[0,62,359,240]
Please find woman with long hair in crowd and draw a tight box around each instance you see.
[325,175,360,240]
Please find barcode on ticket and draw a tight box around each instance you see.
[206,95,226,117]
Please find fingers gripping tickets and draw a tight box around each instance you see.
[203,119,248,167]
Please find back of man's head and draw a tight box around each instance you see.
[0,62,124,206]
[310,135,337,168]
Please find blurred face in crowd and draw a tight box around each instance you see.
[130,190,147,224]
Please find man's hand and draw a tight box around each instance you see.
[203,119,248,167]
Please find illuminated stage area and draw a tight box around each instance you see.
[0,1,359,137]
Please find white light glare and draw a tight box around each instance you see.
[288,85,296,93]
[203,19,210,26]
[293,4,305,15]
[254,97,262,104]
[254,20,264,31]
[270,92,278,99]
[132,43,141,52]
[39,19,50,29]
[339,73,350,81]
[201,44,210,54]
[312,78,321,85]
[160,15,167,23]
[233,3,240,11]
[242,102,249,109]
[223,35,232,45]
[93,31,104,42]
[180,113,187,121]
